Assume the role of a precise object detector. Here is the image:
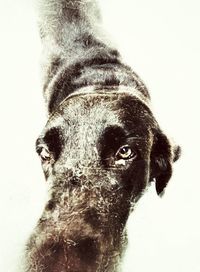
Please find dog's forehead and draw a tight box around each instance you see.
[45,94,120,136]
[61,94,120,126]
[45,93,152,131]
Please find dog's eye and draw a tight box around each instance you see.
[36,145,52,163]
[116,145,136,160]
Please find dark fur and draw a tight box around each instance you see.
[25,1,180,271]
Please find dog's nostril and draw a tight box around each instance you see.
[70,176,80,185]
[46,200,56,211]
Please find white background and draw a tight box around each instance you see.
[0,0,199,271]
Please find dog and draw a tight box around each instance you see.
[24,1,180,271]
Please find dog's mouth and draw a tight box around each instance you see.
[30,187,129,272]
[29,230,124,272]
[28,233,101,272]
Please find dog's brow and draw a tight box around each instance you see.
[126,135,146,140]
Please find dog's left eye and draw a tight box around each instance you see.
[116,145,136,160]
[36,145,52,163]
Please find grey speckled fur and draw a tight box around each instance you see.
[24,1,180,271]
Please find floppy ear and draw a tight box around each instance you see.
[150,130,181,196]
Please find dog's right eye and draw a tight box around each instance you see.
[36,145,52,163]
[116,145,136,160]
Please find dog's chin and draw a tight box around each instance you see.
[27,200,127,272]
[25,184,131,271]
[27,235,101,272]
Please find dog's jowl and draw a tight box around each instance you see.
[24,1,180,271]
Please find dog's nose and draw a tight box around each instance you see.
[70,175,80,185]
[67,170,86,186]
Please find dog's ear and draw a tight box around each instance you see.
[150,130,181,196]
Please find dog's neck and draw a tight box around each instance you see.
[38,0,150,114]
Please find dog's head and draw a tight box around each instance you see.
[33,91,180,270]
[36,92,180,233]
